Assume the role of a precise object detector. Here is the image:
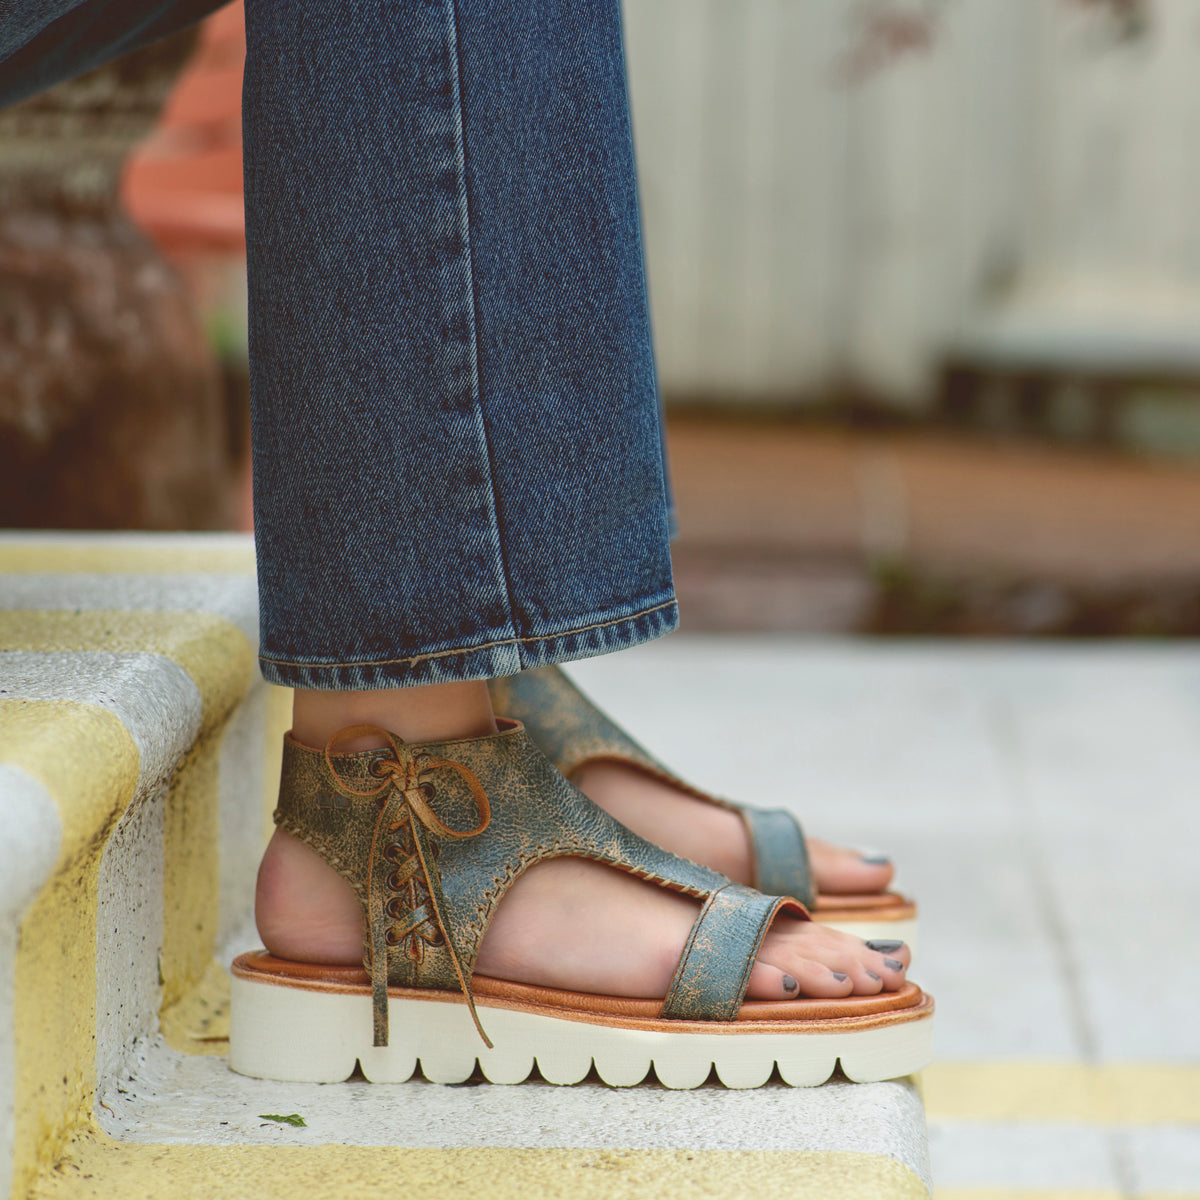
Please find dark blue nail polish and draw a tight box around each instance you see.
[866,940,905,953]
[866,970,882,982]
[782,975,798,994]
[883,958,904,971]
[831,971,849,982]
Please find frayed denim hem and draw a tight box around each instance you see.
[259,596,679,690]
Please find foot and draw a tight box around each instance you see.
[572,761,895,895]
[256,827,911,1003]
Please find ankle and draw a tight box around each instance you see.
[291,679,497,749]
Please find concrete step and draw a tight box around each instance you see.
[0,536,931,1200]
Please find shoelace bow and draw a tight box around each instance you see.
[324,725,492,1048]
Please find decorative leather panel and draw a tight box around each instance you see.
[491,666,816,902]
[274,719,806,1046]
[745,806,815,907]
[661,884,794,1020]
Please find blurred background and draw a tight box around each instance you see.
[7,0,1200,637]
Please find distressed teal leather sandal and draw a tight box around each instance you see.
[490,666,918,947]
[230,720,933,1089]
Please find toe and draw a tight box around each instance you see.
[747,956,856,1000]
[865,947,909,987]
[807,837,895,895]
[865,938,911,972]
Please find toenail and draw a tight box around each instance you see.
[866,970,882,982]
[866,940,904,953]
[831,971,849,982]
[858,852,892,865]
[782,975,798,994]
[883,958,904,971]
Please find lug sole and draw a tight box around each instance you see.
[229,959,934,1090]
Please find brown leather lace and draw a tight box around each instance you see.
[324,725,492,1048]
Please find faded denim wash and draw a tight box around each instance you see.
[1,0,678,689]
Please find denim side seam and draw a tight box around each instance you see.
[444,0,521,660]
[259,595,679,690]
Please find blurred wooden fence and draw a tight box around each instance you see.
[623,0,1200,409]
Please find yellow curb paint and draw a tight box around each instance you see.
[2,611,256,1197]
[0,541,255,575]
[1,700,139,1200]
[159,722,228,1019]
[922,1062,1200,1124]
[32,1139,930,1200]
[0,611,254,727]
[1,611,255,1027]
[261,682,291,841]
[936,1193,1200,1200]
[159,959,231,1057]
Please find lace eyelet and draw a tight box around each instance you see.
[419,781,436,801]
[384,841,405,863]
[386,871,404,891]
[384,927,402,946]
[385,896,406,920]
[369,758,388,777]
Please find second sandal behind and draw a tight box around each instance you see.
[230,720,933,1089]
[491,666,919,946]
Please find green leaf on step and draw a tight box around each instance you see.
[259,1113,306,1127]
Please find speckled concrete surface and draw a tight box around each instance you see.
[99,1035,929,1166]
[0,538,268,1199]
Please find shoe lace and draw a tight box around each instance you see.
[324,725,492,1049]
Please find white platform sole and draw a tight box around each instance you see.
[230,975,934,1089]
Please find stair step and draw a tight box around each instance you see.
[1,533,930,1200]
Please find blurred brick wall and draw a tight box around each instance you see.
[122,2,245,255]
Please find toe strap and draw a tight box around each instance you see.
[661,884,804,1021]
[743,806,815,908]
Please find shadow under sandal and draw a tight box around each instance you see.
[229,720,934,1089]
[491,666,918,946]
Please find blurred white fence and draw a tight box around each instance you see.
[623,0,1200,409]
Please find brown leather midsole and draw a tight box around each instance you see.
[811,892,917,922]
[232,952,933,1034]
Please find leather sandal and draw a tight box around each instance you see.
[230,720,933,1089]
[490,667,918,947]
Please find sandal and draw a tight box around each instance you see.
[491,667,918,946]
[230,720,933,1088]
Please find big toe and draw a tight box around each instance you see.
[807,837,895,895]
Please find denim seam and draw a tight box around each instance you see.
[258,596,677,671]
[445,0,520,655]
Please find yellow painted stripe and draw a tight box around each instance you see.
[922,1062,1200,1125]
[1,610,256,1022]
[0,541,255,575]
[936,1193,1200,1200]
[159,959,232,1057]
[2,699,140,1200]
[0,611,254,727]
[32,1138,929,1200]
[2,612,257,1196]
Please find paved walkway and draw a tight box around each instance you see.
[569,639,1200,1198]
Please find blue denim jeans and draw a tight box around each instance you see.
[1,0,678,690]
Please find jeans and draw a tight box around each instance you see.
[1,0,678,689]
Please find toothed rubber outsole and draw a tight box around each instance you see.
[230,967,934,1089]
